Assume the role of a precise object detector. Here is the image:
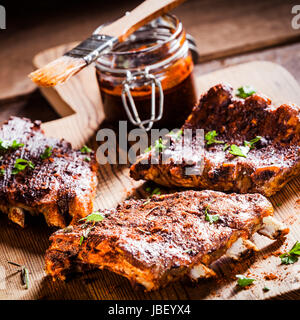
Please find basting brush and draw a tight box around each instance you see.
[29,0,185,87]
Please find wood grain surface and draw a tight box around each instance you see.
[99,0,186,41]
[1,0,300,102]
[0,59,299,300]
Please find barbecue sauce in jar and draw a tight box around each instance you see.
[95,14,197,130]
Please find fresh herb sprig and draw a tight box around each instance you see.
[169,129,182,141]
[79,236,84,245]
[279,241,300,265]
[21,266,29,290]
[80,145,92,154]
[40,146,52,160]
[79,226,93,246]
[154,138,166,153]
[78,214,102,245]
[146,186,161,196]
[12,159,35,175]
[223,143,230,151]
[79,211,105,246]
[7,261,29,290]
[144,130,182,154]
[236,274,255,287]
[79,211,105,223]
[0,140,24,151]
[244,136,262,149]
[205,130,224,146]
[11,140,25,150]
[236,86,256,99]
[144,145,152,153]
[144,137,167,154]
[136,227,151,235]
[204,206,219,224]
[78,212,105,245]
[227,136,262,158]
[229,144,247,158]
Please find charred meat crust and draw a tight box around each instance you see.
[130,83,300,196]
[45,190,287,290]
[0,117,98,228]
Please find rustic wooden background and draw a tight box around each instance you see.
[1,0,300,102]
[0,0,300,300]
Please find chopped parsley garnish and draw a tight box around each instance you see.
[143,199,151,206]
[145,186,161,197]
[225,136,262,158]
[236,274,255,287]
[144,145,152,153]
[7,261,29,290]
[151,187,161,196]
[80,211,105,223]
[144,137,167,154]
[223,143,230,151]
[84,157,91,162]
[236,86,256,99]
[79,236,84,246]
[263,286,270,292]
[12,159,35,175]
[40,146,52,160]
[11,140,25,149]
[280,255,298,265]
[169,129,182,140]
[244,136,262,149]
[21,266,30,290]
[80,145,92,154]
[79,226,93,245]
[205,130,224,145]
[137,227,151,235]
[279,241,300,265]
[204,206,219,224]
[0,141,8,151]
[229,144,247,158]
[0,139,24,151]
[154,138,166,153]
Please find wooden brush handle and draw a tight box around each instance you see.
[99,0,186,41]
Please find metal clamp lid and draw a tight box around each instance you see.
[120,34,198,131]
[121,68,164,131]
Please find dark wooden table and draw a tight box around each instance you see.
[0,0,299,300]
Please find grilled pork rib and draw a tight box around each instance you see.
[130,84,300,196]
[0,117,98,228]
[45,190,288,291]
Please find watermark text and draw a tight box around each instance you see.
[292,5,300,29]
[0,5,6,29]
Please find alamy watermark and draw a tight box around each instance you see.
[0,5,5,29]
[292,5,300,29]
[95,122,205,176]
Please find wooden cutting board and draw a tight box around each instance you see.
[0,53,299,299]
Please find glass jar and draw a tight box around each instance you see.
[95,14,198,131]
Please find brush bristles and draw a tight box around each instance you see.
[29,56,87,87]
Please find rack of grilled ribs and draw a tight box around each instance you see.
[0,117,98,228]
[130,84,300,196]
[45,190,288,291]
